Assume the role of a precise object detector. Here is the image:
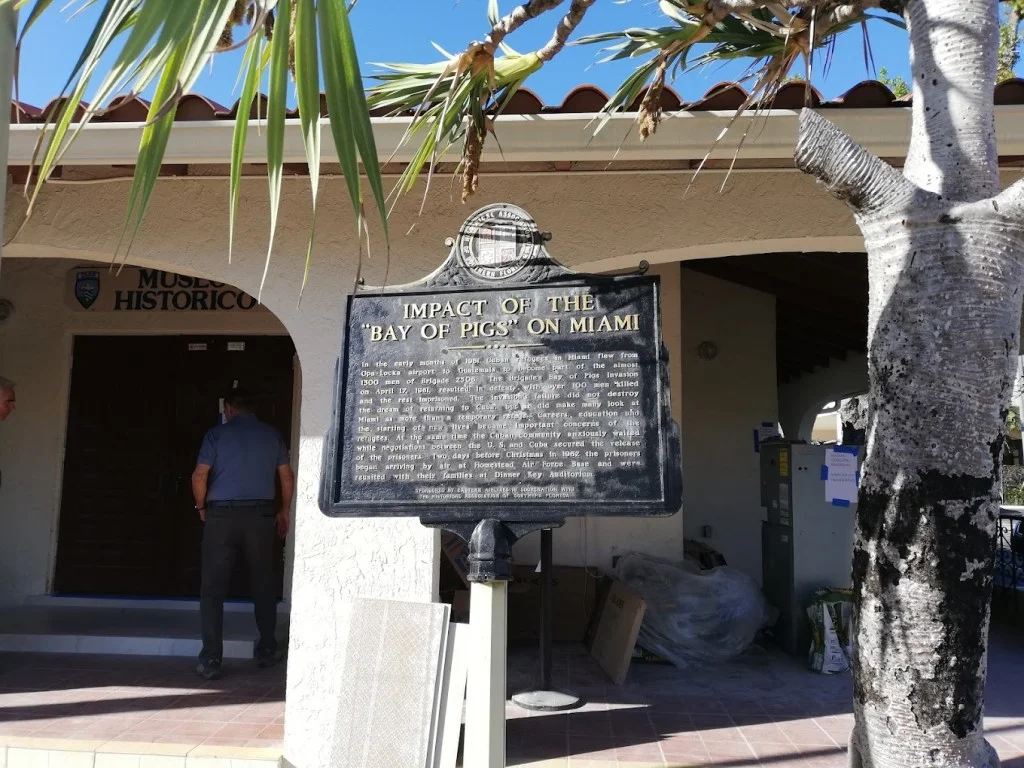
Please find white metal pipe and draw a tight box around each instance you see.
[0,5,18,261]
[464,580,507,768]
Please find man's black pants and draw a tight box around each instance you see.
[200,505,278,663]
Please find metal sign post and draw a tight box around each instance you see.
[511,528,581,712]
[320,204,682,767]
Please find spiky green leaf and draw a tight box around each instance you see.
[318,0,365,226]
[118,33,189,259]
[294,0,322,295]
[258,0,290,300]
[227,33,265,263]
[321,0,388,238]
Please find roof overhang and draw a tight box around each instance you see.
[8,107,1024,168]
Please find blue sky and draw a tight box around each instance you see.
[14,0,917,109]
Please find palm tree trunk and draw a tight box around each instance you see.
[796,0,1024,765]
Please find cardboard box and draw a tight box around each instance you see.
[451,590,470,623]
[441,532,470,587]
[590,578,647,685]
[507,565,601,644]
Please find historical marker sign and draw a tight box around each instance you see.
[320,204,681,525]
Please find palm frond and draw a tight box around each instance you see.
[576,0,901,154]
[7,0,387,296]
[368,46,542,207]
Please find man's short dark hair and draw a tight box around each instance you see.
[225,388,256,412]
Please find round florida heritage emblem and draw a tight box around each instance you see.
[456,204,541,281]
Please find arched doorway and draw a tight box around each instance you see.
[0,256,299,612]
[53,333,295,599]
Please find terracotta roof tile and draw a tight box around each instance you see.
[757,81,822,109]
[10,79,1024,126]
[828,80,898,107]
[692,82,748,110]
[104,95,151,122]
[39,96,88,122]
[557,85,609,113]
[627,85,683,112]
[504,88,544,114]
[175,94,228,120]
[996,78,1024,105]
[10,100,40,122]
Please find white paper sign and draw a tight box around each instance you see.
[825,448,859,506]
[754,421,781,452]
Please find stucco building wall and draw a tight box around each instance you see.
[3,168,851,766]
[0,258,290,604]
[678,269,778,585]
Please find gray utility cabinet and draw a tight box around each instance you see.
[759,442,863,656]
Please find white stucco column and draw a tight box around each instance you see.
[0,5,17,259]
[281,314,439,768]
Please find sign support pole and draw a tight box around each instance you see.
[464,579,508,768]
[511,528,581,711]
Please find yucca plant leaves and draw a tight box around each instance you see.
[577,0,896,151]
[177,0,237,94]
[6,0,388,298]
[258,0,290,300]
[228,34,266,264]
[6,0,908,289]
[319,0,365,228]
[24,0,138,216]
[12,0,57,107]
[322,0,388,239]
[293,0,321,295]
[118,34,188,259]
[368,48,542,208]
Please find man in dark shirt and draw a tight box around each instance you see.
[192,388,294,680]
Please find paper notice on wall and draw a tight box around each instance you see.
[754,422,781,452]
[824,448,859,507]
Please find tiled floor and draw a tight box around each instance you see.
[0,653,284,751]
[502,620,1024,768]
[0,618,1020,768]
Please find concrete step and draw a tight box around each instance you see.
[23,594,290,614]
[0,604,288,659]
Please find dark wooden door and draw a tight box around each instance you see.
[53,335,295,598]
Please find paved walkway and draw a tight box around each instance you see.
[0,652,284,764]
[0,623,1019,767]
[504,624,1024,767]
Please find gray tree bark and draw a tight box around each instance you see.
[840,397,869,445]
[795,0,1024,765]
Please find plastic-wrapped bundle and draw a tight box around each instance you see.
[807,589,855,674]
[613,552,778,667]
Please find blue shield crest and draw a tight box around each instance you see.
[75,271,100,310]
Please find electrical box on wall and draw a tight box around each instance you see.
[759,442,863,656]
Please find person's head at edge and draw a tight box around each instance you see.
[223,388,255,422]
[0,377,15,422]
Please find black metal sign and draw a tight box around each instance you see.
[320,204,681,527]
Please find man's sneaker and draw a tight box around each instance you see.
[254,647,283,669]
[196,659,223,680]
